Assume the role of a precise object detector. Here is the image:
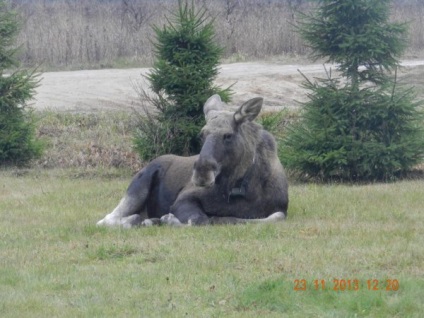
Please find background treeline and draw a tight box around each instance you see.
[7,0,424,70]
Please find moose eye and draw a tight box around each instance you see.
[223,133,233,143]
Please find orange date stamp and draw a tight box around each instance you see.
[294,279,399,291]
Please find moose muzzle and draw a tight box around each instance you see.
[192,136,222,187]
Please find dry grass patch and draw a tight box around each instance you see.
[13,0,424,70]
[34,111,142,175]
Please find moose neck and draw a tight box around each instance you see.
[224,152,256,201]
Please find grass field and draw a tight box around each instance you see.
[1,168,423,317]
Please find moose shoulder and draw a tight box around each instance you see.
[97,95,288,228]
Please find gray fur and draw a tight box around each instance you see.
[97,95,288,228]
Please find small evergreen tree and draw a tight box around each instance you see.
[134,0,230,160]
[0,1,42,166]
[281,0,424,181]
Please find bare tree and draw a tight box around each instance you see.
[121,0,155,32]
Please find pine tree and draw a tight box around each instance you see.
[0,1,42,166]
[281,0,424,181]
[134,0,231,160]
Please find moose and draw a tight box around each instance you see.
[97,95,288,228]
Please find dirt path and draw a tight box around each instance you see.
[32,60,424,113]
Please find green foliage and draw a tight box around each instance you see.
[134,0,231,160]
[281,71,424,181]
[298,0,407,85]
[282,0,424,181]
[258,111,287,136]
[0,1,42,166]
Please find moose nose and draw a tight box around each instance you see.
[192,157,219,187]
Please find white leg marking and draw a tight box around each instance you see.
[160,214,185,227]
[141,219,154,227]
[96,196,141,227]
[239,212,286,224]
[263,211,286,222]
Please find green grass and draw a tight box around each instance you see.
[1,108,422,316]
[1,169,423,317]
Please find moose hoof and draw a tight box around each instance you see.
[97,214,142,228]
[120,214,142,228]
[141,218,162,227]
[97,213,120,227]
[268,212,286,222]
[142,219,154,227]
[160,213,183,227]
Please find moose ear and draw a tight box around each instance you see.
[204,94,223,117]
[234,97,263,124]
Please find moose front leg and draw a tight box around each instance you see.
[168,199,210,225]
[141,213,187,227]
[158,211,286,227]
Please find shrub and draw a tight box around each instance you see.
[281,71,424,181]
[133,0,231,160]
[281,0,424,181]
[0,1,43,166]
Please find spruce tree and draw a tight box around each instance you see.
[281,0,424,181]
[134,0,230,160]
[0,1,42,166]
